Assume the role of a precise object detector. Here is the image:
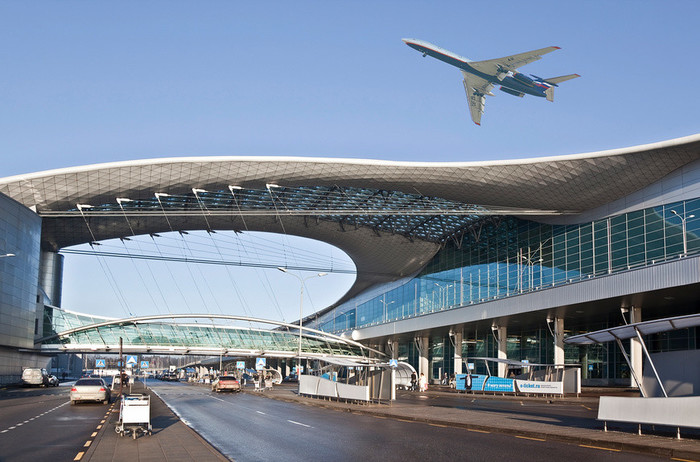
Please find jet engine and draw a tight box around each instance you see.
[511,72,535,87]
[499,87,524,97]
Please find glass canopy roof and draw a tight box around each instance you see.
[40,306,368,358]
[62,185,497,243]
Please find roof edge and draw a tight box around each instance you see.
[2,133,699,184]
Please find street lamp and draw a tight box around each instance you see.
[277,267,327,375]
[0,253,15,258]
[670,209,696,256]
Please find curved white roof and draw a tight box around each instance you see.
[1,134,698,306]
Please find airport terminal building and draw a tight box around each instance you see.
[0,134,698,386]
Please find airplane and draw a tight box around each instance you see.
[402,38,579,125]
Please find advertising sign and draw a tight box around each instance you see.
[515,380,564,395]
[236,361,245,370]
[482,376,515,393]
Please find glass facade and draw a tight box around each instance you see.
[318,199,700,333]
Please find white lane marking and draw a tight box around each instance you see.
[0,401,69,433]
[287,420,312,428]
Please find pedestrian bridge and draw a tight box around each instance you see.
[37,306,376,360]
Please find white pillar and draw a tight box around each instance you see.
[554,317,565,367]
[630,306,643,389]
[453,331,463,375]
[418,336,429,379]
[496,326,507,378]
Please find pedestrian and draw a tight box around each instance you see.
[419,372,427,392]
[410,372,417,391]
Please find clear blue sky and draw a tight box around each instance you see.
[1,1,698,322]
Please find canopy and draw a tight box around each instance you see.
[564,313,700,345]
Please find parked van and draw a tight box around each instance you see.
[22,368,49,387]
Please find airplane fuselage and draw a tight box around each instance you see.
[404,40,549,98]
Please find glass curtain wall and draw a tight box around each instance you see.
[318,199,699,331]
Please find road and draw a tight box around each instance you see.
[0,381,113,462]
[148,380,668,462]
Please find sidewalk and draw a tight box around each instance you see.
[83,381,227,462]
[257,384,700,461]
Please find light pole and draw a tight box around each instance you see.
[277,267,327,375]
[379,298,394,323]
[670,209,695,256]
[0,253,15,258]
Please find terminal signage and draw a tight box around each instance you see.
[126,355,138,368]
[255,358,266,371]
[95,359,106,368]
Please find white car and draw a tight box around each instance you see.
[70,378,111,405]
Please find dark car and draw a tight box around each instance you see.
[282,374,298,383]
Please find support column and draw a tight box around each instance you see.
[630,306,643,389]
[554,317,565,367]
[453,331,463,375]
[418,336,429,379]
[390,340,399,360]
[496,326,507,378]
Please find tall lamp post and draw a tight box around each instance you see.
[277,267,327,375]
[670,209,696,256]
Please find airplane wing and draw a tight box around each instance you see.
[468,46,561,76]
[461,71,494,126]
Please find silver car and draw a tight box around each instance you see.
[70,378,111,405]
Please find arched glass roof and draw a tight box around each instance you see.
[39,306,374,359]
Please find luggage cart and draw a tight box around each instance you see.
[116,394,152,439]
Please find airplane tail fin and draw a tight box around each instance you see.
[541,74,580,102]
[545,87,555,102]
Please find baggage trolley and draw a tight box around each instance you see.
[116,394,152,439]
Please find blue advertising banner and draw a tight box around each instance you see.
[455,374,515,392]
[483,376,515,392]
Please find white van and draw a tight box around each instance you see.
[22,368,49,387]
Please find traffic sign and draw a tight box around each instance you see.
[389,359,398,368]
[255,357,266,371]
[236,361,245,370]
[95,359,106,368]
[140,360,149,369]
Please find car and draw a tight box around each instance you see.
[47,374,59,387]
[70,378,111,405]
[282,374,298,383]
[211,375,241,393]
[21,368,50,387]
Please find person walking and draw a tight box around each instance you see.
[418,372,427,392]
[410,372,417,391]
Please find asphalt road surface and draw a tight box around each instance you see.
[148,381,668,462]
[0,381,113,462]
